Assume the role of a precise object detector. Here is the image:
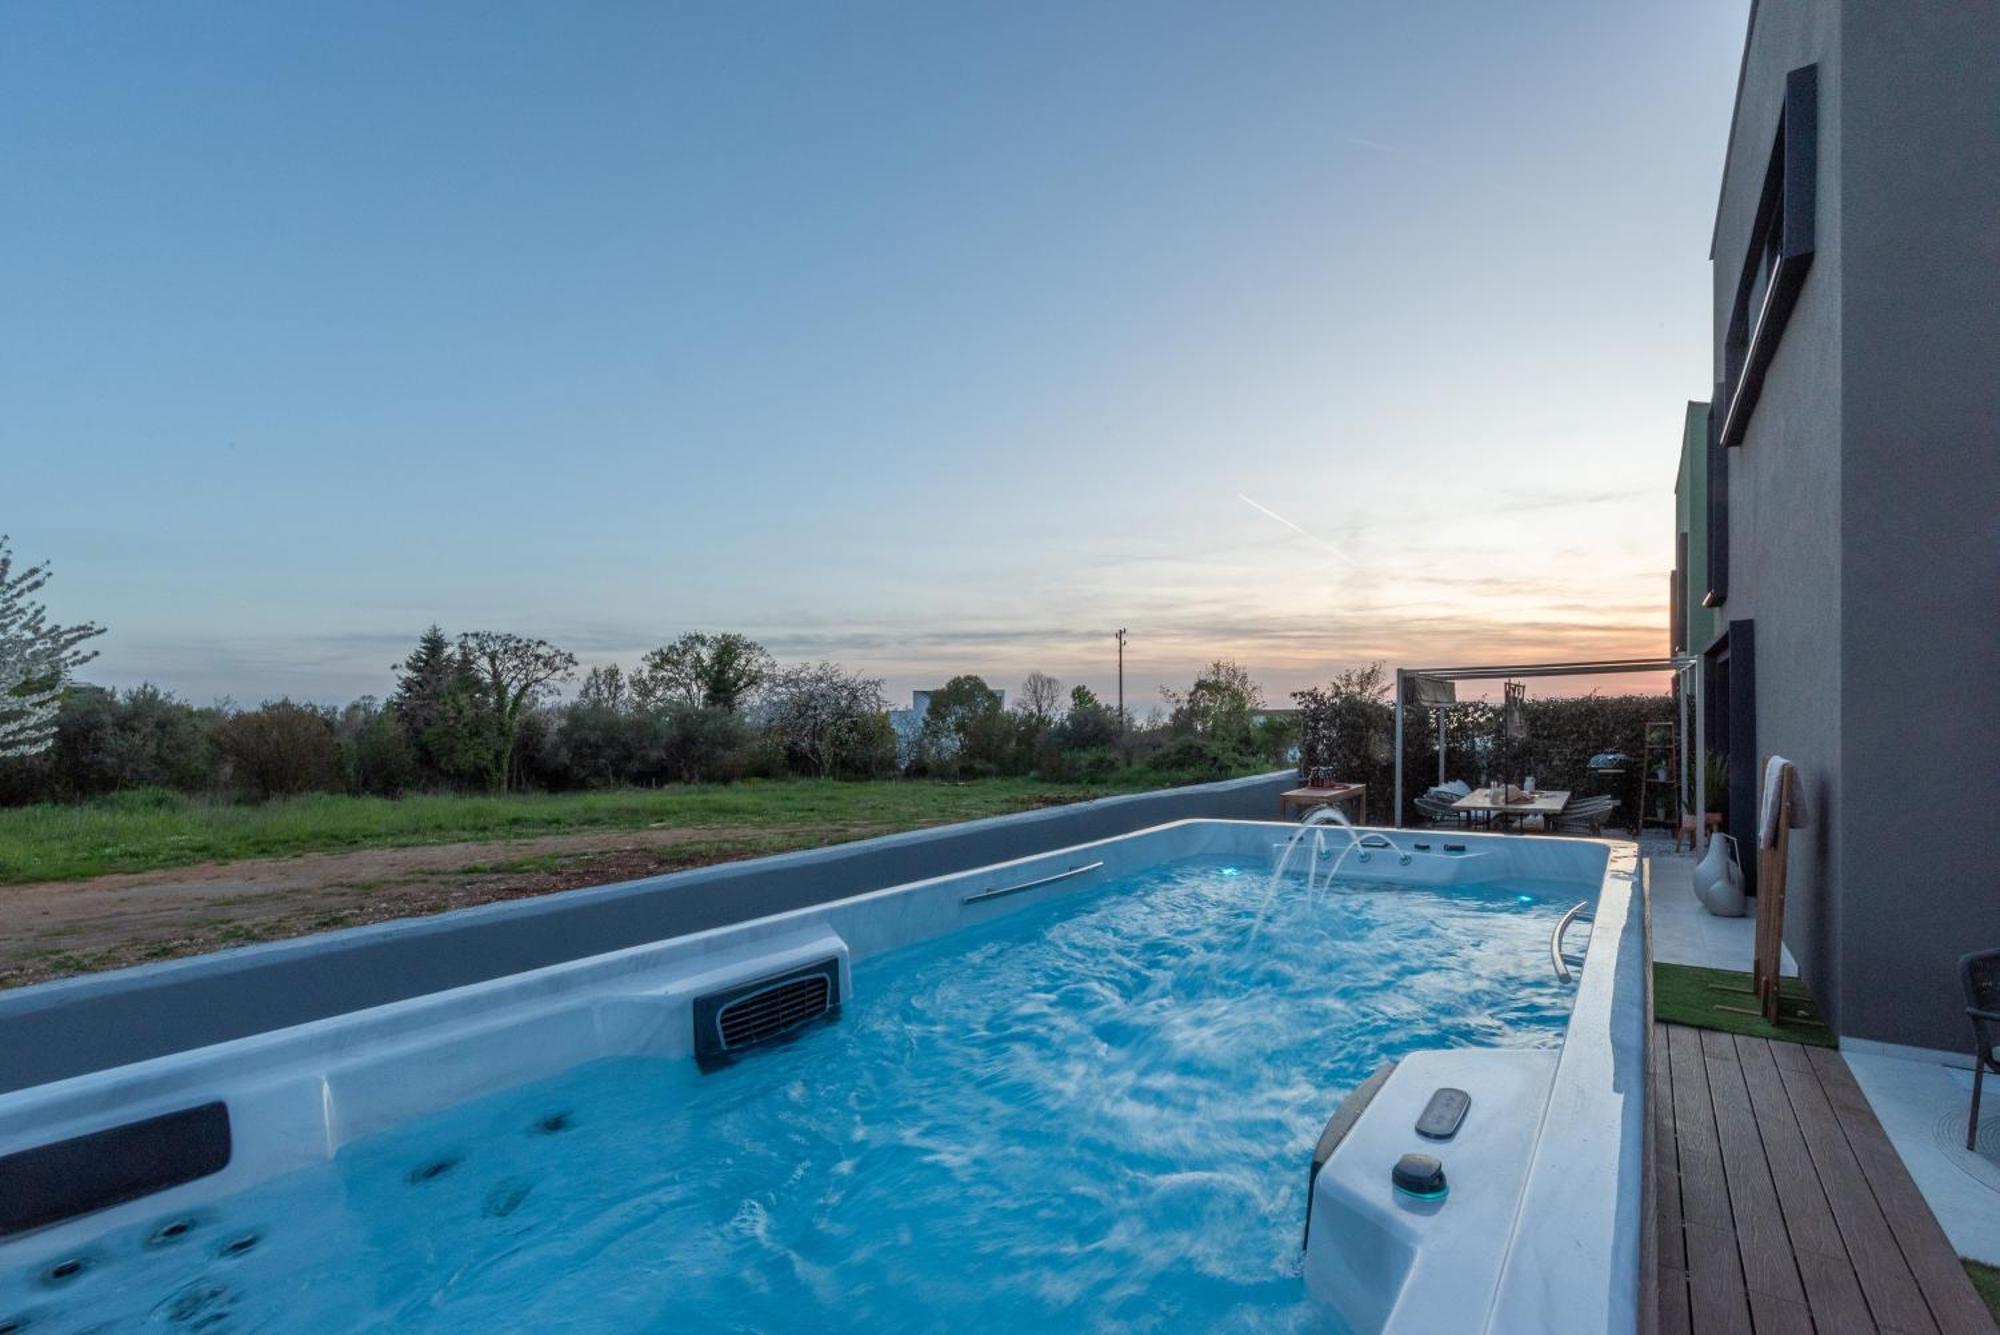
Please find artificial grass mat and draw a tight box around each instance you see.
[1652,962,1837,1048]
[1964,1259,2000,1323]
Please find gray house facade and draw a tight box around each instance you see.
[1696,1,2000,1054]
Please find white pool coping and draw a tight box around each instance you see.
[0,820,1647,1332]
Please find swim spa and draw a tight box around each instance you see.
[0,820,1645,1333]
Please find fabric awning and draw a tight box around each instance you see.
[1404,674,1456,708]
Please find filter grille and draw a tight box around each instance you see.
[717,974,832,1051]
[693,956,842,1070]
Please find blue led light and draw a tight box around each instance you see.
[1221,867,1241,877]
[1516,894,1536,905]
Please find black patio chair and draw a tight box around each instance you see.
[1964,947,2000,1151]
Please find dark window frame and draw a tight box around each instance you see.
[1704,380,1729,606]
[1717,62,1817,451]
[1672,533,1688,653]
[1700,619,1757,894]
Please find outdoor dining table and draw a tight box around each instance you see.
[1450,787,1571,831]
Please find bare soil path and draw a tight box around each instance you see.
[0,823,886,989]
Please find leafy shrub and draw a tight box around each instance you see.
[1048,747,1118,783]
[658,704,751,784]
[1054,686,1121,752]
[211,700,341,801]
[1146,735,1250,782]
[336,699,421,797]
[0,683,220,804]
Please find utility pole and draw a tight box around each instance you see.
[1114,628,1127,751]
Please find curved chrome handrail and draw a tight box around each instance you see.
[1549,899,1591,982]
[961,860,1106,905]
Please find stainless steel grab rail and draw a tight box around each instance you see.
[961,860,1106,905]
[1549,899,1591,982]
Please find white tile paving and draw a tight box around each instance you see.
[1845,1049,2000,1265]
[1645,847,1797,975]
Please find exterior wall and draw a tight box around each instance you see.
[1708,1,2000,1051]
[0,771,1295,1093]
[1673,401,1717,654]
[1831,0,2000,1051]
[1711,0,1845,1028]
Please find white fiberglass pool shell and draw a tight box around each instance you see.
[0,820,1643,1334]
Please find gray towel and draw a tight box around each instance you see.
[1758,756,1811,847]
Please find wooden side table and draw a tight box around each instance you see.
[1278,783,1367,825]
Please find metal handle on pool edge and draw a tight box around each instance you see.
[961,861,1106,905]
[1549,900,1590,983]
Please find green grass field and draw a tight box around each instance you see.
[0,775,1196,885]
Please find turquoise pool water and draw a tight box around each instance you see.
[4,858,1586,1333]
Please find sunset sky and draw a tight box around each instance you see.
[2,1,1748,710]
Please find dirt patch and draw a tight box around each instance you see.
[0,824,891,989]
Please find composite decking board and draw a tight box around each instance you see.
[1748,1290,1819,1335]
[1793,1244,1883,1335]
[1705,1037,1808,1304]
[1771,1052,1940,1335]
[1769,1038,1815,1073]
[1658,1025,1688,1272]
[1687,1219,1757,1335]
[1670,1023,1736,1231]
[1662,1263,1695,1335]
[1803,1048,1999,1335]
[1734,1036,1850,1260]
[1651,1023,1989,1335]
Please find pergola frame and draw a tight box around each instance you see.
[1391,657,1703,836]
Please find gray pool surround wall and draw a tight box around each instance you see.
[0,771,1295,1093]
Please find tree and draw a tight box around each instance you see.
[1016,671,1065,727]
[0,536,104,758]
[916,674,1012,775]
[759,662,888,778]
[456,632,578,790]
[631,633,772,712]
[1161,659,1263,746]
[1328,661,1392,701]
[575,664,629,711]
[389,625,476,781]
[1055,684,1121,752]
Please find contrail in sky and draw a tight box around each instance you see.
[1236,493,1357,565]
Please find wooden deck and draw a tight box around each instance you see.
[1653,1022,1997,1334]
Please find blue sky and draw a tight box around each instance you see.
[2,1,1748,710]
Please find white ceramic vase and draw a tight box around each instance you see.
[1693,832,1746,918]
